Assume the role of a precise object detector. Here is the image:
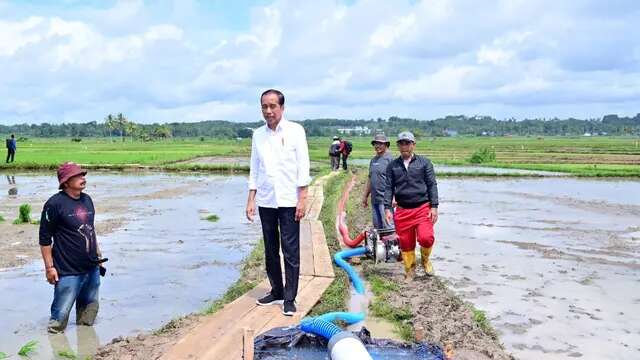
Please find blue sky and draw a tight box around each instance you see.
[0,0,639,124]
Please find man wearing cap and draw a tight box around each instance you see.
[384,132,439,281]
[329,136,341,171]
[39,162,103,333]
[246,89,311,316]
[362,133,394,229]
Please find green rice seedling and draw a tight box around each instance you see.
[204,214,220,222]
[18,340,38,357]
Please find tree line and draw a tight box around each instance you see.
[1,114,639,139]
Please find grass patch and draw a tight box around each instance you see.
[364,267,415,342]
[0,352,7,359]
[1,136,638,176]
[204,214,220,222]
[308,172,351,316]
[56,349,77,359]
[469,147,496,163]
[368,274,400,297]
[487,162,640,177]
[0,214,5,223]
[13,203,32,225]
[17,340,38,357]
[469,306,499,338]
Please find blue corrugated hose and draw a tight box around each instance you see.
[300,317,342,340]
[334,247,367,294]
[317,311,365,325]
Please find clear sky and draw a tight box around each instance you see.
[1,0,639,124]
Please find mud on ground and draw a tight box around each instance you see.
[0,181,200,269]
[347,170,513,359]
[367,263,514,360]
[94,315,201,360]
[94,239,266,360]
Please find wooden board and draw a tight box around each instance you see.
[299,220,315,277]
[161,173,338,360]
[200,276,314,360]
[162,280,270,359]
[310,220,335,278]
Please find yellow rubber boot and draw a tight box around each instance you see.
[401,250,416,281]
[420,246,434,276]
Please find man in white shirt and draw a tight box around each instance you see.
[246,89,311,316]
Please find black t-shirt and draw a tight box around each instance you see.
[39,192,99,276]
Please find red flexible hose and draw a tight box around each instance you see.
[339,223,366,247]
[336,174,366,247]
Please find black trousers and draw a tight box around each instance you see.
[6,149,15,163]
[258,207,300,302]
[341,154,349,170]
[330,155,340,170]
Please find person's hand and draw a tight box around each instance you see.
[246,199,256,222]
[385,209,393,225]
[46,267,59,285]
[362,197,368,208]
[295,198,306,221]
[429,207,439,224]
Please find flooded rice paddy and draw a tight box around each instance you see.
[0,172,260,359]
[436,178,639,359]
[0,172,638,359]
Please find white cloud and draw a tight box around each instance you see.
[0,17,45,56]
[0,0,639,124]
[369,13,416,49]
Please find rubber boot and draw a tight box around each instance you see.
[420,246,434,277]
[401,250,416,281]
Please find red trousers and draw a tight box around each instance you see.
[394,202,435,251]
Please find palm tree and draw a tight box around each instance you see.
[154,125,172,140]
[116,113,128,142]
[126,122,138,142]
[104,114,116,138]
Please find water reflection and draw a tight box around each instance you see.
[7,175,18,197]
[48,326,99,360]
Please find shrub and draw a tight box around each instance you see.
[14,204,32,224]
[469,147,496,164]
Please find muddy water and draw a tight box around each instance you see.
[0,173,260,359]
[436,178,640,359]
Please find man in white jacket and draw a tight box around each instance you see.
[246,89,311,316]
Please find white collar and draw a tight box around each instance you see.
[266,117,288,133]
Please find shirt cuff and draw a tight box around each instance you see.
[297,176,311,187]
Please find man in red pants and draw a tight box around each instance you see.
[384,131,439,280]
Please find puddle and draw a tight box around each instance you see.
[0,172,261,359]
[435,177,640,359]
[347,283,402,341]
[335,175,401,342]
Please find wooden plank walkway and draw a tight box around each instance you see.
[162,174,336,360]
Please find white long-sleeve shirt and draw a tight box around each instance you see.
[248,118,311,208]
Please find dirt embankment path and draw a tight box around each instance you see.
[96,171,512,359]
[345,170,514,360]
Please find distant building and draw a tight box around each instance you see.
[583,132,592,137]
[336,126,372,136]
[443,129,458,137]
